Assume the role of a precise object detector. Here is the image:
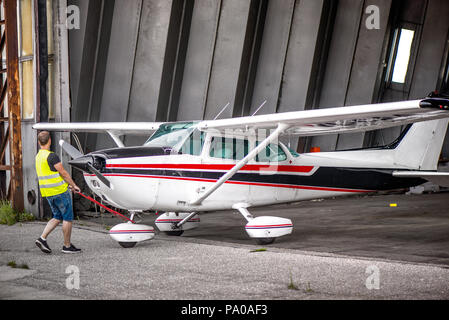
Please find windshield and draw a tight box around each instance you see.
[143,122,196,149]
[286,145,300,157]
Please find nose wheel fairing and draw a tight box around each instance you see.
[109,222,155,248]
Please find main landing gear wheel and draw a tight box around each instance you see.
[118,242,137,248]
[164,230,184,236]
[255,237,275,245]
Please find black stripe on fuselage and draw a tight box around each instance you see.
[102,167,425,191]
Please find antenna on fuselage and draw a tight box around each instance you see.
[251,99,267,116]
[213,102,231,120]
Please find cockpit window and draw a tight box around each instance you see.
[210,136,249,160]
[179,130,205,156]
[255,142,287,162]
[143,122,196,149]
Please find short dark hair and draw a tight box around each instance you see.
[38,131,51,146]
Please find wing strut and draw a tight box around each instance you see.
[107,130,125,148]
[189,123,290,206]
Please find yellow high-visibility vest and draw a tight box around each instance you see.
[35,149,68,197]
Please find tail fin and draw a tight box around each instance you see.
[393,119,449,170]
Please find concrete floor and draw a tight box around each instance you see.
[177,192,449,266]
[1,192,449,300]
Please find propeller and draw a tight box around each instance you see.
[86,162,111,188]
[59,139,112,189]
[59,140,83,159]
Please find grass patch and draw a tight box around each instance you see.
[0,201,17,225]
[287,271,314,293]
[7,261,29,269]
[305,282,313,293]
[18,212,35,223]
[249,248,267,253]
[287,272,299,291]
[0,200,35,226]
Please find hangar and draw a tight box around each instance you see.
[1,0,449,219]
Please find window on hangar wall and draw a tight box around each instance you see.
[391,28,415,84]
[18,0,54,120]
[384,24,417,92]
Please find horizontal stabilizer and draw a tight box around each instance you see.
[392,171,449,187]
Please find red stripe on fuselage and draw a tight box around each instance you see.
[105,163,314,173]
[83,173,373,193]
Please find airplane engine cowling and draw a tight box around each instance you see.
[245,216,293,239]
[109,223,155,243]
[155,212,200,232]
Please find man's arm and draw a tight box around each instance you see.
[54,162,81,193]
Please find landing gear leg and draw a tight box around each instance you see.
[155,212,200,236]
[164,212,198,236]
[175,212,198,228]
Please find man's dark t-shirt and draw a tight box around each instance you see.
[47,153,61,172]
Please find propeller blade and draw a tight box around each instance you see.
[87,163,111,188]
[60,139,111,188]
[59,139,84,159]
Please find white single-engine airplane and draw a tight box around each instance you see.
[33,93,449,247]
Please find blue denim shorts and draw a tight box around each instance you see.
[46,190,74,222]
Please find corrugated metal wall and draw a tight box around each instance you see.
[67,0,449,157]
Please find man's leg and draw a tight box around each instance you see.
[60,191,81,253]
[62,220,72,248]
[41,218,61,239]
[36,195,63,254]
[36,217,61,254]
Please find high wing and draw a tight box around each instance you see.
[199,98,449,136]
[33,96,449,138]
[32,122,162,147]
[32,122,162,135]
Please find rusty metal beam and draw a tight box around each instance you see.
[3,0,24,212]
[0,1,5,199]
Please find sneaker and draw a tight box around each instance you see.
[62,244,81,254]
[35,237,51,254]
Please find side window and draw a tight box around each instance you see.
[255,142,287,162]
[210,137,249,160]
[180,130,205,156]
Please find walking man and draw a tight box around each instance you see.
[35,131,82,254]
